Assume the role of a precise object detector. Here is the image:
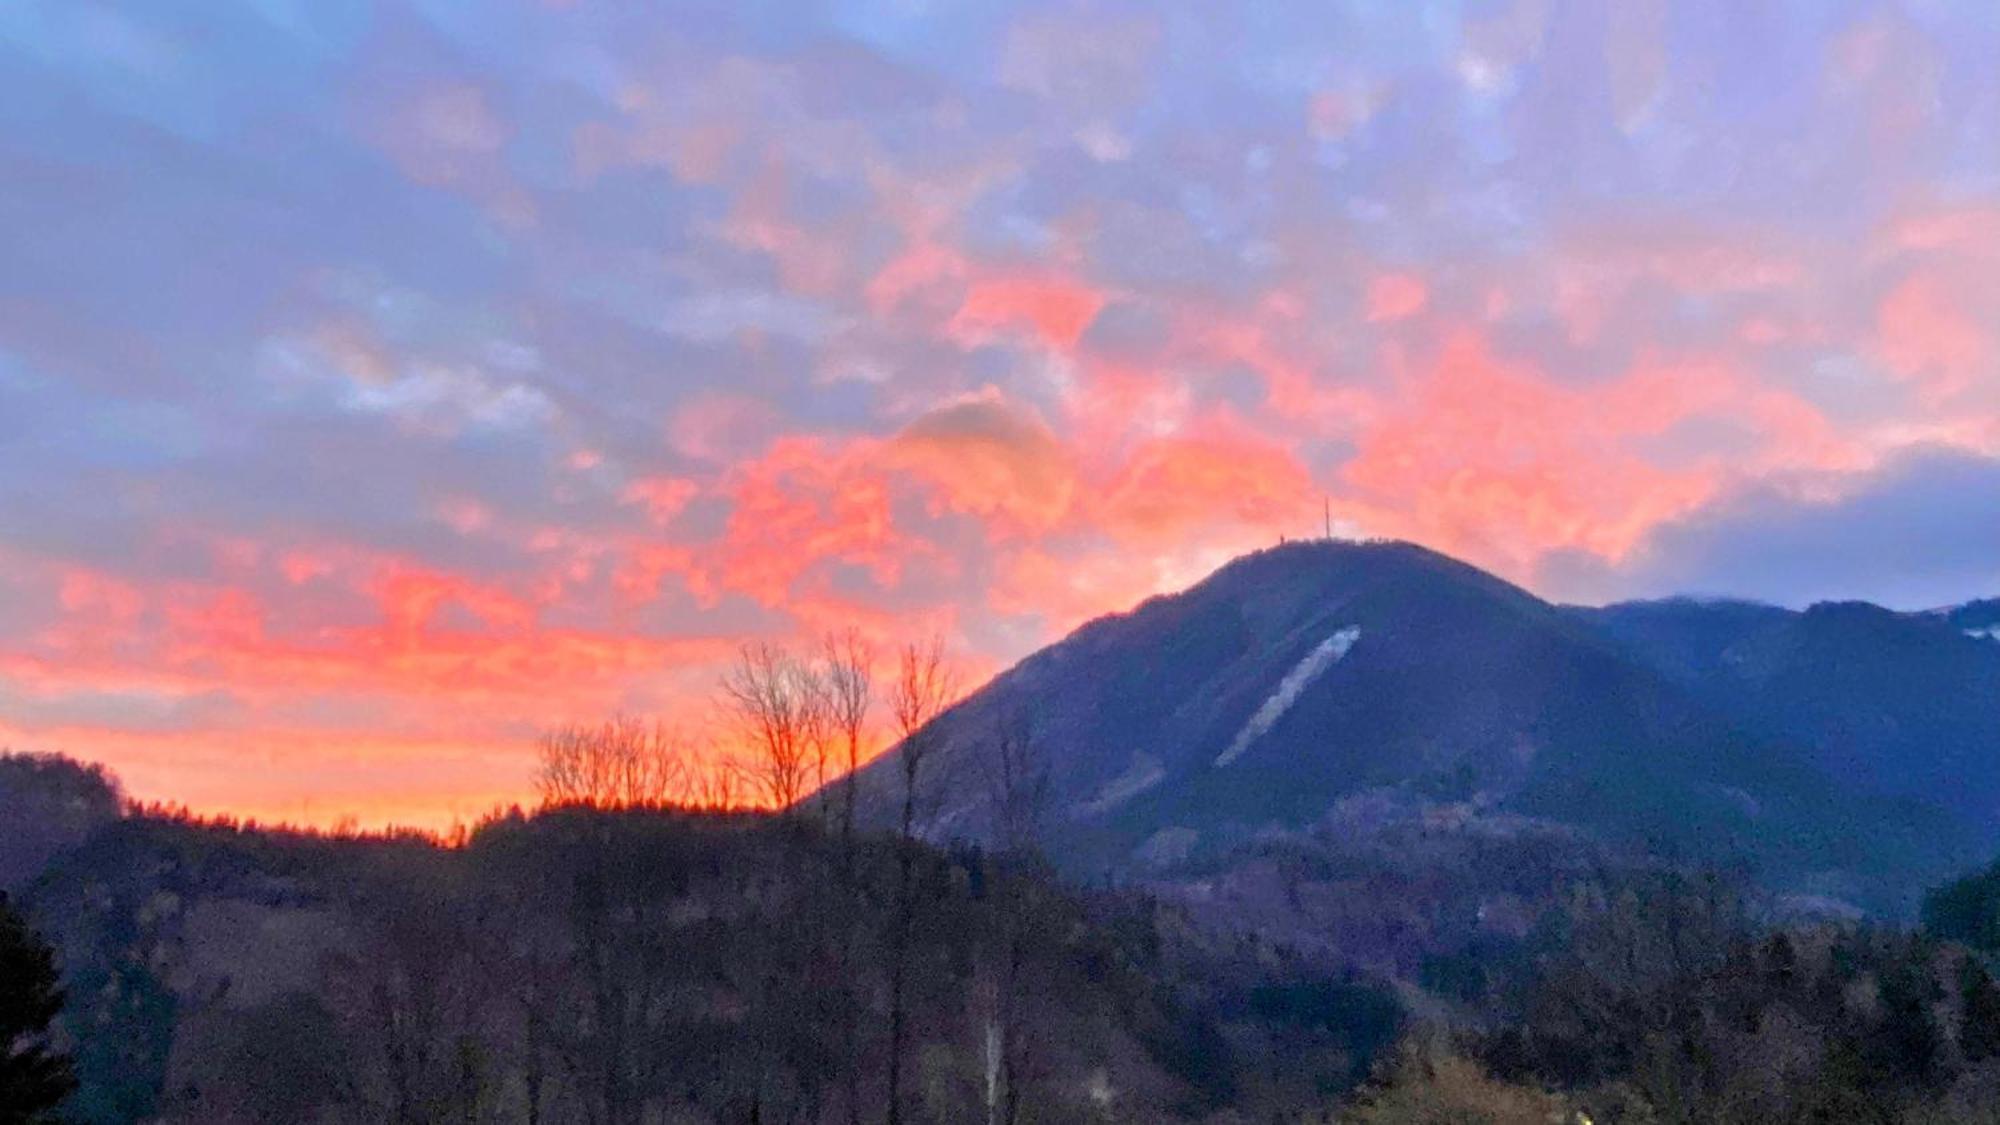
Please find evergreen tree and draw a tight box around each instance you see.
[0,892,73,1123]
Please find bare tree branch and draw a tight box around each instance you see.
[890,634,958,840]
[720,642,828,813]
[534,716,691,809]
[886,633,958,1125]
[822,628,874,840]
[980,708,1048,860]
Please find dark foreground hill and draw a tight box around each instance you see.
[17,784,2000,1123]
[17,801,1433,1124]
[26,801,2000,1124]
[852,540,1985,919]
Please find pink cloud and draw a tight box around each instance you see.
[621,476,700,525]
[950,275,1107,350]
[667,391,785,463]
[1365,273,1429,323]
[1877,273,1992,403]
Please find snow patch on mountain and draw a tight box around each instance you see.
[1215,626,1361,767]
[1074,754,1167,818]
[1966,625,2000,642]
[1134,826,1200,868]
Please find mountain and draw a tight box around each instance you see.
[855,540,1980,918]
[1579,596,2000,829]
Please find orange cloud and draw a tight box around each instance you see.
[1342,332,1726,574]
[989,544,1179,637]
[1093,434,1316,547]
[706,436,918,607]
[374,566,538,637]
[884,395,1078,534]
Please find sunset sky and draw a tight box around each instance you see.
[3,1,1998,826]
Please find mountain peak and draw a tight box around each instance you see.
[1199,537,1514,592]
[1134,537,1554,641]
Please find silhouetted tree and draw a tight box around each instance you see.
[535,716,691,808]
[974,709,1049,1125]
[326,860,494,1125]
[820,628,875,1125]
[0,892,74,1124]
[979,709,1048,862]
[823,628,875,844]
[886,635,957,1125]
[721,642,829,812]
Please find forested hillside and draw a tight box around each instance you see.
[17,797,1407,1123]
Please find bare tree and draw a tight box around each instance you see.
[325,867,493,1125]
[720,643,860,1119]
[535,716,689,808]
[890,634,957,840]
[980,708,1048,860]
[822,628,875,841]
[886,634,957,1125]
[720,642,827,813]
[976,709,1049,1125]
[803,664,835,823]
[817,629,875,1125]
[678,761,747,813]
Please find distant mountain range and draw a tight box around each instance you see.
[1576,595,2000,830]
[855,540,2000,920]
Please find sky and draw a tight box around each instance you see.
[2,0,1998,826]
